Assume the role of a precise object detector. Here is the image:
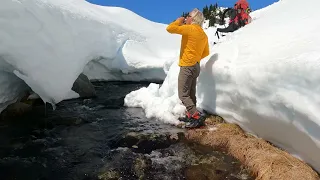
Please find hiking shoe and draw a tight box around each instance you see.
[185,111,206,128]
[178,111,191,122]
[185,119,205,128]
[178,116,191,122]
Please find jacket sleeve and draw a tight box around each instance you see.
[201,41,209,59]
[166,20,190,35]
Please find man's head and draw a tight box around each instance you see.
[185,8,204,26]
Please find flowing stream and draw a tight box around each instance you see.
[0,81,253,180]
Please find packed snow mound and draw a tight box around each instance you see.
[0,0,180,110]
[0,59,30,112]
[125,0,320,172]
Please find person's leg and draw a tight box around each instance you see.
[178,65,197,115]
[190,78,196,107]
[216,22,239,33]
[185,63,206,128]
[190,63,200,108]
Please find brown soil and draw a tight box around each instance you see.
[185,115,320,180]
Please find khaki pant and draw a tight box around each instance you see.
[178,63,200,115]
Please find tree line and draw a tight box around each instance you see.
[181,3,231,27]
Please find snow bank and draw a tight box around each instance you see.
[0,0,180,110]
[125,0,320,172]
[0,58,29,112]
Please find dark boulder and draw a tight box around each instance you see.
[72,73,96,98]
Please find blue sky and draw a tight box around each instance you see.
[86,0,278,24]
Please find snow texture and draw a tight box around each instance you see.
[125,0,320,172]
[1,0,320,173]
[0,0,180,110]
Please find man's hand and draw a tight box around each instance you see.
[166,16,189,34]
[176,17,185,25]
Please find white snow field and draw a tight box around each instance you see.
[0,0,180,111]
[125,0,320,172]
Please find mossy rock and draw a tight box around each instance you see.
[98,170,120,180]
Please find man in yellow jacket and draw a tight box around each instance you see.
[166,8,209,128]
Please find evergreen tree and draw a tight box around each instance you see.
[214,3,218,9]
[209,16,216,27]
[209,4,214,16]
[206,5,210,18]
[208,3,218,27]
[218,10,225,25]
[203,5,209,19]
[189,2,233,27]
[212,3,217,14]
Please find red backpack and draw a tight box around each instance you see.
[234,0,251,25]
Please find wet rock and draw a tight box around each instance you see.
[157,141,254,180]
[98,170,120,180]
[111,132,141,148]
[184,155,253,180]
[127,132,140,138]
[72,73,96,98]
[0,90,47,122]
[20,91,44,106]
[169,132,185,141]
[169,133,179,141]
[134,156,151,179]
[185,164,228,180]
[145,146,187,179]
[83,99,92,105]
[98,148,152,179]
[27,92,40,100]
[110,132,181,154]
[1,102,32,120]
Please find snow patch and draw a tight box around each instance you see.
[0,0,180,111]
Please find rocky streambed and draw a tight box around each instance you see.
[0,81,253,180]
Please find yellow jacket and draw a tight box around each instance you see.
[166,20,209,67]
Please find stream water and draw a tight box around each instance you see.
[0,81,253,180]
